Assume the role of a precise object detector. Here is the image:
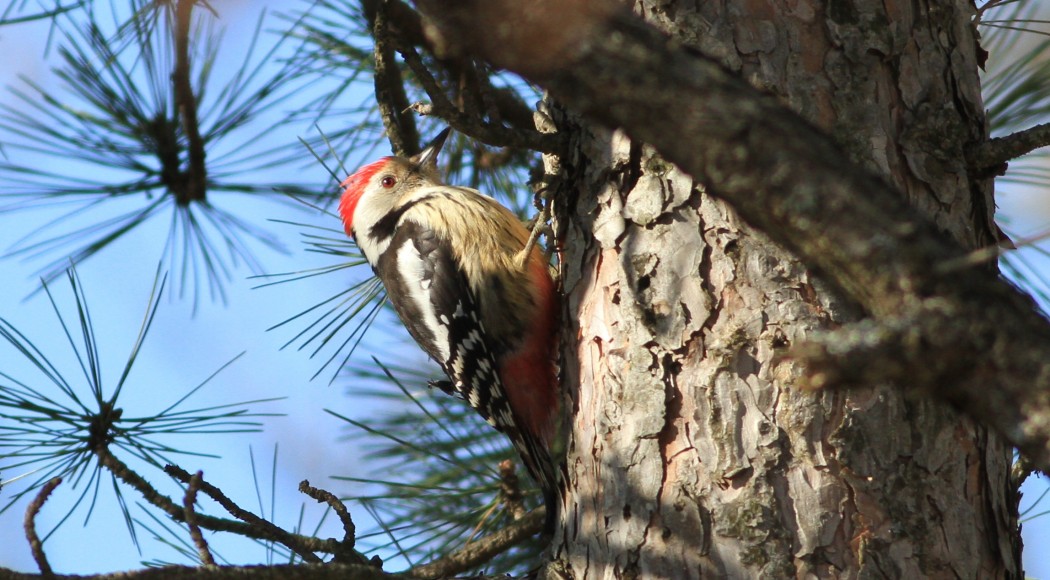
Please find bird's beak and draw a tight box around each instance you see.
[413,127,451,173]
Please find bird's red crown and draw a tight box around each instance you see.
[339,157,391,236]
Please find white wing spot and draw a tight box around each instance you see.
[395,243,450,361]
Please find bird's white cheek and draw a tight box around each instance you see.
[353,200,392,262]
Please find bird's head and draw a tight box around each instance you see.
[339,128,450,241]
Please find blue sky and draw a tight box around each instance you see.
[0,0,404,571]
[0,1,1048,577]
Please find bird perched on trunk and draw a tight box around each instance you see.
[338,128,560,528]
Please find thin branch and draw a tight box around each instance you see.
[490,87,538,134]
[451,58,488,127]
[371,0,418,156]
[97,447,303,557]
[381,0,540,134]
[405,507,544,579]
[397,43,563,154]
[297,480,361,565]
[968,121,1050,172]
[165,464,369,565]
[363,0,537,134]
[173,0,207,205]
[24,477,62,577]
[517,199,549,270]
[91,445,361,564]
[184,471,217,567]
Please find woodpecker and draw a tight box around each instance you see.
[339,129,560,527]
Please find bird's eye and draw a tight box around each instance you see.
[380,175,397,188]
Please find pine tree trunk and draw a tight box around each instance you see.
[547,0,1018,577]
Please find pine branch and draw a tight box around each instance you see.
[405,508,545,579]
[173,0,208,205]
[165,463,369,565]
[91,445,367,564]
[968,121,1050,173]
[371,0,419,156]
[298,480,364,565]
[366,0,537,135]
[183,472,217,567]
[23,478,61,577]
[396,43,562,154]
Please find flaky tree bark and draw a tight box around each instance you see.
[548,1,1015,578]
[415,0,1050,475]
[416,0,1021,578]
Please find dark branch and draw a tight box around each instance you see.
[172,0,207,205]
[162,462,321,563]
[100,449,325,562]
[23,477,61,577]
[406,507,545,579]
[184,472,217,567]
[363,0,538,137]
[411,0,1050,470]
[397,43,563,154]
[298,480,363,565]
[165,464,369,565]
[371,0,418,156]
[361,0,426,49]
[968,121,1050,173]
[486,87,537,135]
[90,446,366,564]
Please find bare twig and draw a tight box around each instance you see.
[406,507,545,579]
[166,464,352,564]
[24,477,61,577]
[363,0,536,134]
[172,0,207,205]
[518,199,549,270]
[372,0,418,156]
[298,480,361,565]
[968,121,1050,174]
[398,43,563,154]
[91,445,359,563]
[184,472,217,567]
